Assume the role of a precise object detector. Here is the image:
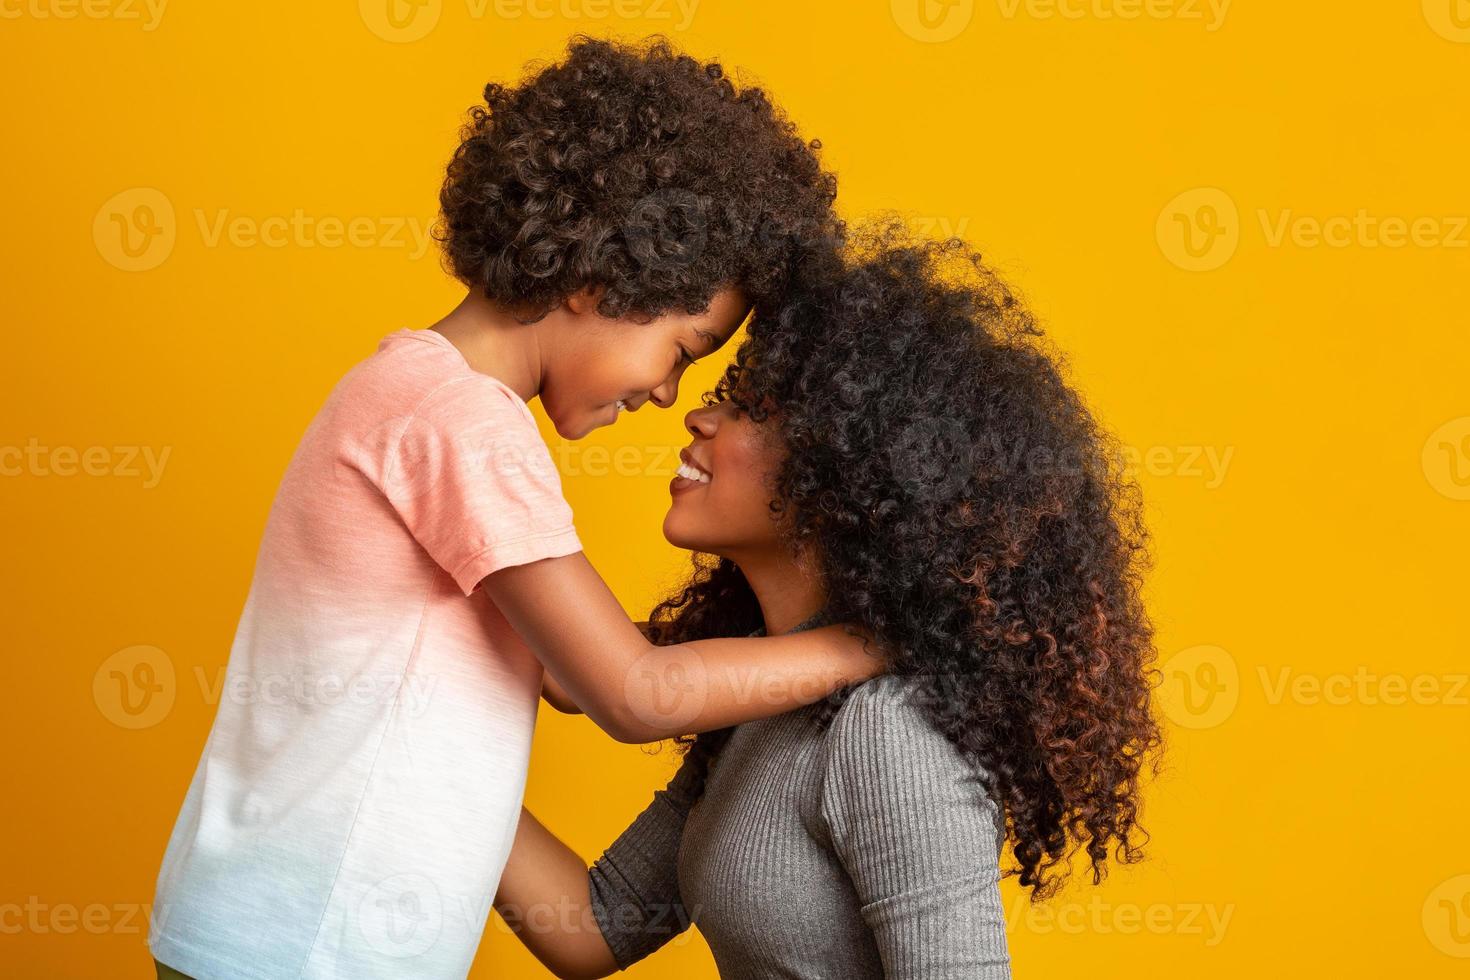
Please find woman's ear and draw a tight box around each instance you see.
[564,284,607,316]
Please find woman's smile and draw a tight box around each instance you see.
[671,447,713,494]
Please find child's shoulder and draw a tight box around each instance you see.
[335,327,531,430]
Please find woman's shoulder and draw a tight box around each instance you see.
[817,675,1002,833]
[827,674,941,731]
[821,676,976,775]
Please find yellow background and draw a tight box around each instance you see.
[3,0,1469,976]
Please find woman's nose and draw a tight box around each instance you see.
[684,403,719,438]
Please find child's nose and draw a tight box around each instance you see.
[648,377,679,409]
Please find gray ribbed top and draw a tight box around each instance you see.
[587,623,1012,978]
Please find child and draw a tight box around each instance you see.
[148,37,874,980]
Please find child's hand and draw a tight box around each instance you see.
[811,622,886,682]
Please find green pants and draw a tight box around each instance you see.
[154,959,194,980]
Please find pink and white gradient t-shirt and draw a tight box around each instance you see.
[149,327,583,980]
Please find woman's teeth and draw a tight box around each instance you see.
[675,461,711,484]
[615,400,628,413]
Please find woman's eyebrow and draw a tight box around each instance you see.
[695,328,721,351]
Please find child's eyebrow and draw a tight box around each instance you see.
[695,328,720,350]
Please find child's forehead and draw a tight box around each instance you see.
[683,289,751,345]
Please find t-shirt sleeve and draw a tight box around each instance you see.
[362,377,582,595]
[819,678,1012,979]
[586,755,701,969]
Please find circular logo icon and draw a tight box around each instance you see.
[886,416,975,503]
[622,648,707,733]
[358,873,443,958]
[1157,644,1237,730]
[623,188,711,280]
[1422,417,1470,500]
[1423,874,1470,957]
[348,412,557,506]
[94,188,176,272]
[1156,187,1239,272]
[1423,0,1470,43]
[359,0,442,43]
[93,645,176,729]
[348,414,445,506]
[891,0,975,42]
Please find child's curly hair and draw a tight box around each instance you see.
[435,35,841,321]
[650,222,1166,901]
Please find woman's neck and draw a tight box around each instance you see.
[731,547,828,637]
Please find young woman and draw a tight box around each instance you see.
[495,229,1165,979]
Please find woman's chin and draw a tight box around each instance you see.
[661,515,694,550]
[662,513,713,553]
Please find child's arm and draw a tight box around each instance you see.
[494,808,617,980]
[541,672,583,715]
[538,621,654,715]
[538,613,662,714]
[483,553,881,743]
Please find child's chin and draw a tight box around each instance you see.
[552,413,599,441]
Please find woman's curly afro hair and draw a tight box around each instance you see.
[648,223,1166,901]
[435,36,841,322]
